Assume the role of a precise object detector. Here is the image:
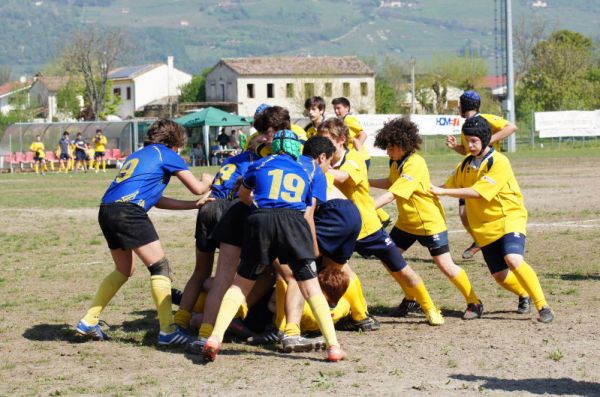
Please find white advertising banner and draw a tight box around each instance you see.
[535,110,600,138]
[356,114,464,156]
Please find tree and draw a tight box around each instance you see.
[56,78,83,119]
[0,66,13,85]
[423,54,488,113]
[375,76,399,113]
[179,68,211,102]
[513,16,553,79]
[62,28,129,120]
[517,30,599,117]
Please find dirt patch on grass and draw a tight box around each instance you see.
[1,154,599,396]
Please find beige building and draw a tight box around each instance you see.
[109,56,191,119]
[205,56,376,118]
[28,76,71,121]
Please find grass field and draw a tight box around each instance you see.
[1,149,599,396]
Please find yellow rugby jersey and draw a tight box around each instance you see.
[301,293,352,332]
[30,142,46,158]
[388,152,446,236]
[333,148,381,239]
[291,123,307,142]
[94,135,108,152]
[305,124,318,139]
[343,115,370,161]
[445,149,527,247]
[461,113,509,152]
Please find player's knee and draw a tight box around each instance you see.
[504,254,523,269]
[147,257,172,280]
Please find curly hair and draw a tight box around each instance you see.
[144,119,187,148]
[374,116,422,152]
[318,263,350,306]
[317,117,349,144]
[253,106,291,133]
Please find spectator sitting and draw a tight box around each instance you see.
[191,143,206,167]
[217,128,230,150]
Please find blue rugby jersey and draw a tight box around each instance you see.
[211,150,261,199]
[102,144,188,211]
[242,154,313,211]
[298,155,327,205]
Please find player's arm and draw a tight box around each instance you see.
[489,121,517,145]
[155,194,213,210]
[374,191,396,209]
[430,184,480,199]
[175,170,212,195]
[446,135,466,155]
[369,178,391,189]
[327,168,351,184]
[304,198,319,257]
[238,185,253,206]
[353,130,367,151]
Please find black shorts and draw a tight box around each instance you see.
[33,156,44,162]
[390,227,450,257]
[238,209,316,281]
[481,232,527,274]
[60,153,70,160]
[94,151,105,159]
[355,228,407,272]
[210,200,251,247]
[98,203,159,249]
[195,198,233,252]
[75,150,87,161]
[314,199,361,264]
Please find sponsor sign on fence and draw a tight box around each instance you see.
[535,110,600,138]
[356,114,464,156]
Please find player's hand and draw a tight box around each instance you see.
[195,192,214,207]
[201,172,213,184]
[446,135,457,149]
[430,184,444,196]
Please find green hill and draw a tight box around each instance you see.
[1,0,598,76]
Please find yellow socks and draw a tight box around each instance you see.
[403,281,435,312]
[450,268,480,304]
[82,270,128,325]
[344,275,369,321]
[496,270,529,298]
[284,322,301,337]
[150,275,174,334]
[174,309,191,329]
[211,287,245,343]
[512,262,547,310]
[307,293,338,348]
[199,323,214,339]
[102,160,106,171]
[274,279,287,331]
[34,164,39,174]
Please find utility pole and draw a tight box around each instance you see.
[410,57,416,115]
[505,0,516,152]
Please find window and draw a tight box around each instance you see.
[304,83,314,98]
[342,82,350,97]
[324,82,332,97]
[220,84,225,101]
[113,87,121,98]
[267,83,274,98]
[360,82,368,96]
[126,87,131,100]
[247,83,255,98]
[286,83,294,98]
[210,84,216,98]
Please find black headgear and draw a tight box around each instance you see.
[462,115,491,155]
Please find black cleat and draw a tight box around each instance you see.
[517,296,532,314]
[538,306,554,323]
[393,298,421,317]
